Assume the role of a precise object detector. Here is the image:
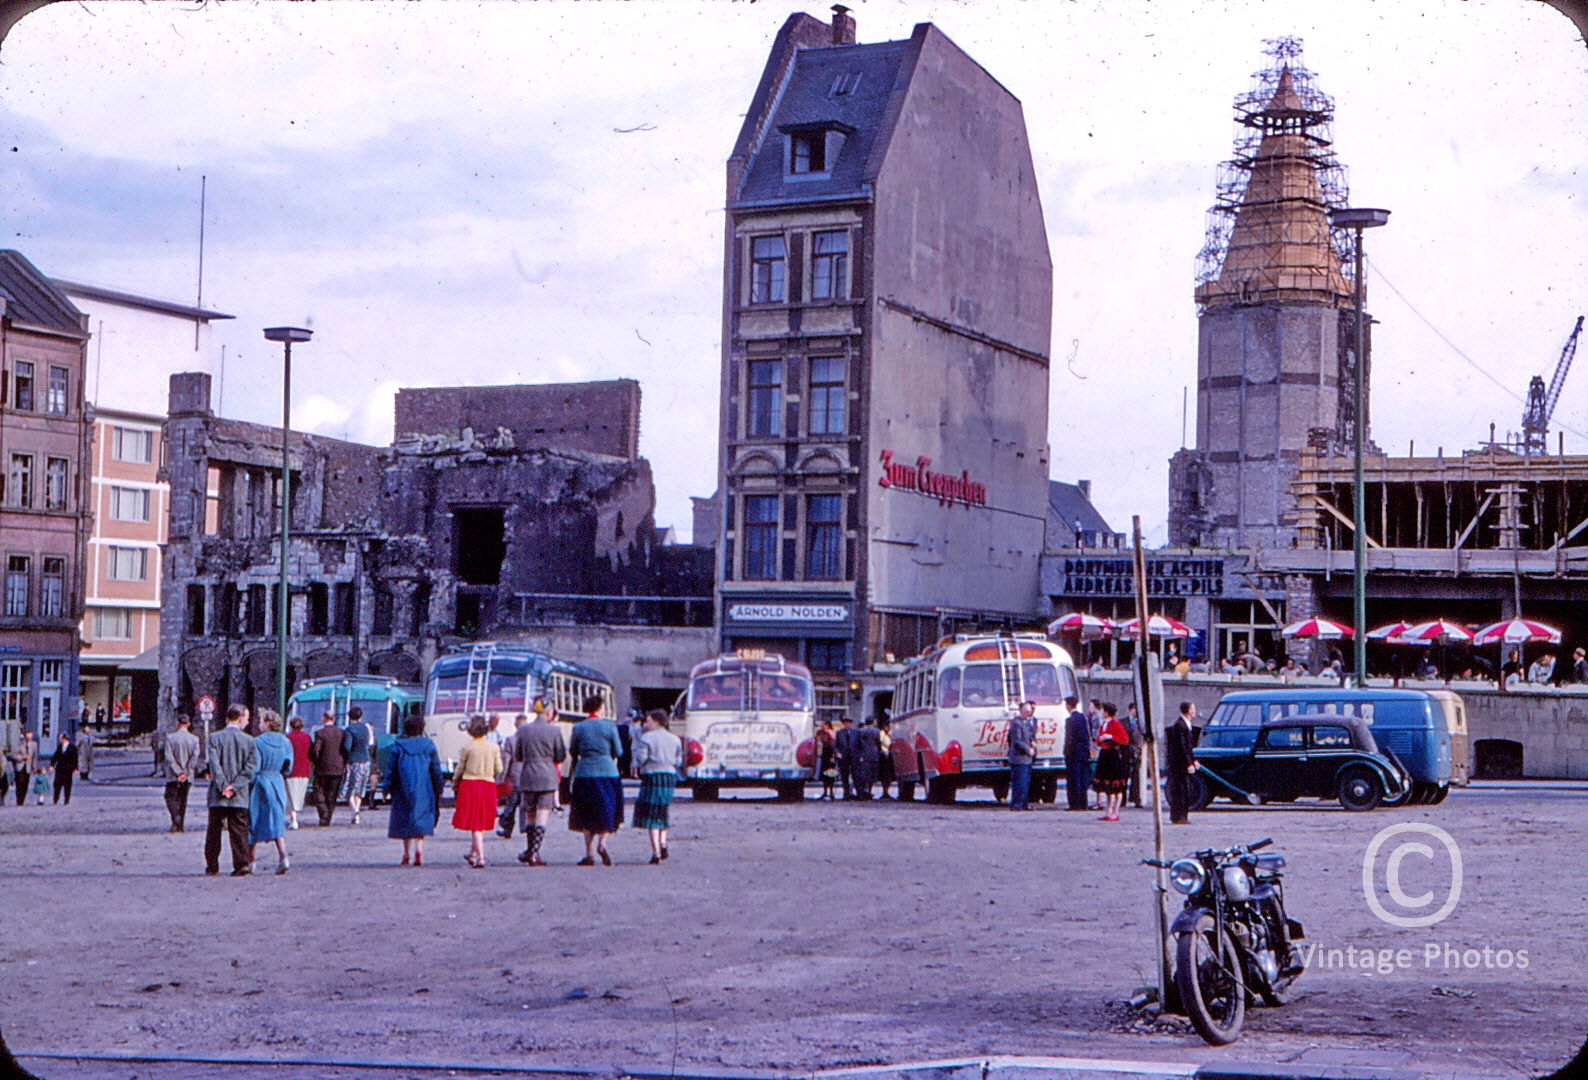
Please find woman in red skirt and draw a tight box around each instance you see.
[1092,702,1132,822]
[452,715,503,867]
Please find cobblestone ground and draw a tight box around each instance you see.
[1,752,1583,1079]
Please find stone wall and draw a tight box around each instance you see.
[1077,670,1588,780]
[394,380,641,461]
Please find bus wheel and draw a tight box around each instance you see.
[897,779,916,802]
[1037,775,1059,803]
[991,779,1010,803]
[775,781,804,802]
[926,776,957,805]
[693,782,720,802]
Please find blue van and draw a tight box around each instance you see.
[1199,688,1464,804]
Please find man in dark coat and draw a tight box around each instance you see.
[853,720,881,800]
[1063,697,1091,810]
[1166,701,1199,824]
[1007,700,1037,811]
[833,717,858,800]
[205,704,258,876]
[1124,703,1146,808]
[308,711,349,827]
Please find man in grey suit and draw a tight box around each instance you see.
[205,704,258,877]
[162,715,203,832]
[509,702,567,866]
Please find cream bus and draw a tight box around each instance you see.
[889,633,1079,804]
[423,642,615,775]
[675,651,816,802]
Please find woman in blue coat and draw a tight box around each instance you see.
[248,711,293,875]
[382,715,444,866]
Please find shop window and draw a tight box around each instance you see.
[750,236,786,304]
[45,365,68,415]
[44,459,69,511]
[747,360,782,437]
[12,361,33,411]
[810,231,848,300]
[807,639,847,673]
[112,427,154,464]
[0,662,29,722]
[805,494,843,580]
[4,555,30,616]
[808,357,846,435]
[40,557,63,617]
[8,454,33,508]
[743,495,779,580]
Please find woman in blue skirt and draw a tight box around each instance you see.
[248,711,294,875]
[630,710,684,865]
[567,694,623,865]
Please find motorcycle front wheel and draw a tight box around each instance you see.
[1175,913,1247,1045]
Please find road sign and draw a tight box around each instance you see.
[197,696,215,721]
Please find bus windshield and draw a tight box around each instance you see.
[689,674,744,711]
[1021,663,1077,705]
[760,674,813,712]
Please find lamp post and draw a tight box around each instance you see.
[1327,208,1389,688]
[263,326,313,721]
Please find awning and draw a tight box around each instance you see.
[120,645,161,672]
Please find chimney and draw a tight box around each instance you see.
[1078,479,1092,501]
[830,4,856,45]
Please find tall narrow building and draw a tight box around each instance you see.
[714,8,1052,715]
[1169,38,1366,550]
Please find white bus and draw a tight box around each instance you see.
[676,651,816,802]
[423,642,615,774]
[889,633,1079,804]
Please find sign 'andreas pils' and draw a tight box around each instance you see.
[877,449,988,508]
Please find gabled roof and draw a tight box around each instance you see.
[731,37,913,208]
[0,250,86,338]
[1048,481,1114,536]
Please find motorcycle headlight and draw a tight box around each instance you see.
[1223,865,1252,902]
[1168,858,1206,896]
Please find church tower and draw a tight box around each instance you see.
[1168,38,1368,550]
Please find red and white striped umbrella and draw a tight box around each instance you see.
[1118,615,1195,639]
[1471,618,1563,647]
[1046,612,1114,638]
[1281,618,1353,640]
[1366,621,1416,641]
[1398,619,1473,644]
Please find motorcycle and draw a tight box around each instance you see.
[1144,837,1305,1045]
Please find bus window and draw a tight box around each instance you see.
[484,672,528,712]
[761,675,812,711]
[960,664,1004,708]
[939,667,961,708]
[690,674,743,711]
[430,674,470,714]
[1020,664,1075,705]
[349,697,391,732]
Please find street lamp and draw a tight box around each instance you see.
[263,326,313,722]
[1328,207,1389,688]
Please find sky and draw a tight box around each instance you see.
[0,0,1584,543]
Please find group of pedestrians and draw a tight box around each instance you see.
[200,704,294,877]
[1,728,92,806]
[815,716,894,800]
[384,695,685,869]
[1057,697,1154,819]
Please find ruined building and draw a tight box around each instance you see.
[158,373,712,726]
[1168,38,1367,552]
[714,7,1052,718]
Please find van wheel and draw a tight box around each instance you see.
[926,776,957,805]
[1429,783,1450,805]
[1187,772,1213,812]
[1337,767,1384,812]
[693,782,720,802]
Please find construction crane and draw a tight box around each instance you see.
[1521,315,1585,455]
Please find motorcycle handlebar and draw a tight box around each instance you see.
[1250,837,1274,851]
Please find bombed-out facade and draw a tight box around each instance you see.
[158,373,711,727]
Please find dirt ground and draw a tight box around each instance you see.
[1,752,1583,1079]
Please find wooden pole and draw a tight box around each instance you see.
[1133,515,1171,1009]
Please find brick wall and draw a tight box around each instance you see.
[394,381,641,461]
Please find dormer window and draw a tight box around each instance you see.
[780,121,853,180]
[792,133,825,174]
